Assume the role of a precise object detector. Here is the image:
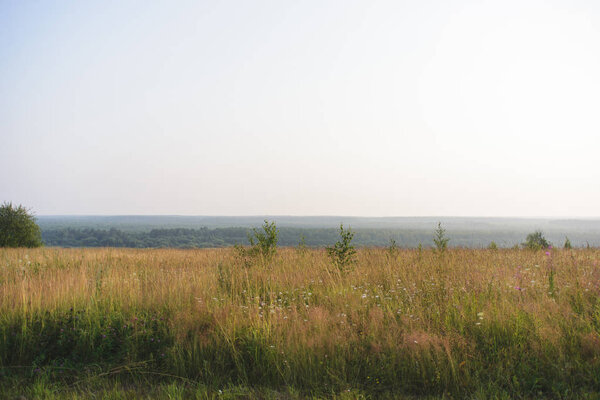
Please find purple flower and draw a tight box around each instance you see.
[545,251,550,256]
[515,286,522,291]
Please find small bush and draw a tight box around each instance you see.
[296,234,308,254]
[327,224,357,273]
[433,222,449,252]
[522,231,550,250]
[235,220,278,266]
[387,238,399,258]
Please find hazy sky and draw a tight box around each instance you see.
[2,0,600,216]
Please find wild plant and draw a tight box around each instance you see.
[387,238,398,258]
[326,224,356,273]
[522,230,550,250]
[433,222,449,253]
[234,220,278,266]
[296,234,308,255]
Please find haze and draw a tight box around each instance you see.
[2,0,599,216]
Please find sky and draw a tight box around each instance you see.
[1,0,600,217]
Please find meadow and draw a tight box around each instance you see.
[0,247,599,398]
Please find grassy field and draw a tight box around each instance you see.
[0,247,599,399]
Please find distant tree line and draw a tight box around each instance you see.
[41,227,437,248]
[40,226,595,249]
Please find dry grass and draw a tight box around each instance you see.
[1,247,599,397]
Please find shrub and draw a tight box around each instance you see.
[235,220,278,266]
[387,238,399,257]
[522,231,550,250]
[433,222,449,252]
[327,224,356,273]
[488,241,498,250]
[297,234,308,254]
[564,237,572,249]
[0,202,43,248]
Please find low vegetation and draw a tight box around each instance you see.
[0,246,599,398]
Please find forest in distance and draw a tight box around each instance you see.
[39,216,600,248]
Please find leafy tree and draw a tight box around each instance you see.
[433,222,449,252]
[522,230,550,250]
[564,237,572,249]
[327,224,357,273]
[488,241,498,250]
[0,202,43,248]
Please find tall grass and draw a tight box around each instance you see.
[0,247,599,397]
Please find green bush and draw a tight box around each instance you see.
[235,220,278,266]
[327,224,357,273]
[522,231,550,250]
[433,222,449,252]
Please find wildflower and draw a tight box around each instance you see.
[514,286,522,291]
[545,251,550,256]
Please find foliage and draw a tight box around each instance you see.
[326,224,357,273]
[0,202,43,248]
[248,220,279,262]
[522,230,550,250]
[564,236,572,249]
[234,220,278,266]
[488,241,498,250]
[433,222,449,252]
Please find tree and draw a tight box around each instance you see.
[564,237,572,249]
[522,230,550,250]
[433,222,449,252]
[0,202,43,248]
[327,224,357,273]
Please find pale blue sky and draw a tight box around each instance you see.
[2,0,600,216]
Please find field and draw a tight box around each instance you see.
[1,247,599,399]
